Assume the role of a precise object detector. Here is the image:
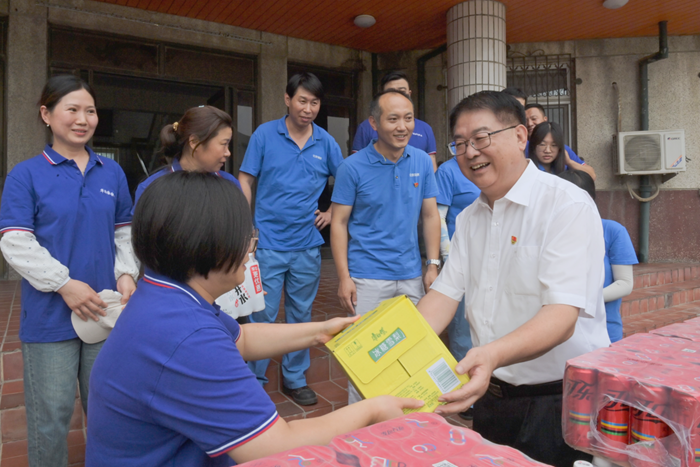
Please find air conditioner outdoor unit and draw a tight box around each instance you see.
[613,129,686,175]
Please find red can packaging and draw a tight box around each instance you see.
[564,365,597,449]
[631,382,672,444]
[596,372,631,462]
[669,387,700,467]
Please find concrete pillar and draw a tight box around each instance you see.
[446,0,507,110]
[7,0,48,170]
[258,32,288,124]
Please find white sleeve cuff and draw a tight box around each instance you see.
[114,225,140,283]
[541,291,589,317]
[431,279,464,302]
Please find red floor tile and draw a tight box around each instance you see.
[1,439,27,459]
[2,352,24,381]
[1,407,27,442]
[2,455,30,467]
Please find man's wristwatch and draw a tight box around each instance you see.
[425,259,441,268]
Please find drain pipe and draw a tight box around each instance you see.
[417,44,447,121]
[637,21,668,263]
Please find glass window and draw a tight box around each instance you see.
[50,29,158,74]
[236,90,255,175]
[49,28,256,198]
[164,47,255,87]
[90,72,226,196]
[507,54,577,150]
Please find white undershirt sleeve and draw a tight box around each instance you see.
[438,204,450,259]
[603,264,634,302]
[0,230,70,292]
[114,225,140,283]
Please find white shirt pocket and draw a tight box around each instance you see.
[506,245,540,296]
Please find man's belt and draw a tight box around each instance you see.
[487,376,563,398]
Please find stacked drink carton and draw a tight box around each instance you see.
[564,318,700,467]
[238,413,552,466]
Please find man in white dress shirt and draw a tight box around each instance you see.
[417,91,610,466]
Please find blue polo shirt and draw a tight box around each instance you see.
[435,157,480,239]
[602,219,638,343]
[0,145,132,343]
[332,142,438,280]
[240,116,344,251]
[86,271,278,467]
[352,118,437,155]
[132,159,242,214]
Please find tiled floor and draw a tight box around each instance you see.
[1,260,698,466]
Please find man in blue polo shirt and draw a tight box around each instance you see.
[238,73,344,406]
[331,89,441,402]
[352,71,438,172]
[524,103,597,180]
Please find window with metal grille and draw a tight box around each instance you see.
[507,52,577,152]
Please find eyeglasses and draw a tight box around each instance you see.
[536,143,559,151]
[447,125,519,156]
[249,228,259,254]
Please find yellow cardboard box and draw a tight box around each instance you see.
[325,295,470,413]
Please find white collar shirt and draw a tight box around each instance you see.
[431,160,611,385]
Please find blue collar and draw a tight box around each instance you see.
[42,144,104,167]
[365,139,411,165]
[141,269,223,317]
[276,115,322,143]
[170,158,221,177]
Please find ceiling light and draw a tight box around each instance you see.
[603,0,629,9]
[354,15,376,28]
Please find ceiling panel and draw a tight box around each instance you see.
[91,0,700,52]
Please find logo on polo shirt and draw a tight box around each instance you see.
[100,188,115,198]
[409,173,420,177]
[312,154,323,160]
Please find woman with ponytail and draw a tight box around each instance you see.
[133,105,241,209]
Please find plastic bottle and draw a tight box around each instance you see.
[215,253,265,318]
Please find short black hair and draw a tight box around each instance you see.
[133,171,252,283]
[558,170,596,200]
[502,87,528,102]
[286,72,324,100]
[524,103,546,117]
[449,90,525,136]
[528,121,567,175]
[369,89,413,122]
[381,70,410,90]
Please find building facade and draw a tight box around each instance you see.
[1,0,699,275]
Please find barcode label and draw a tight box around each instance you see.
[426,358,461,393]
[433,461,458,467]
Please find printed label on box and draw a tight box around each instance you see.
[426,358,462,393]
[369,328,406,362]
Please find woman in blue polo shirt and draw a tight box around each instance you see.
[528,121,568,175]
[0,75,137,466]
[558,170,638,343]
[132,105,241,210]
[86,172,422,466]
